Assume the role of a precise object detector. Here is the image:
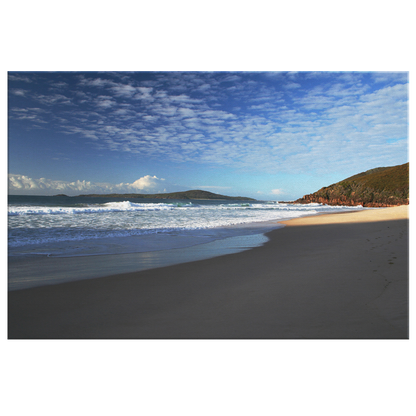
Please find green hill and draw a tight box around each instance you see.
[78,189,256,201]
[296,162,409,207]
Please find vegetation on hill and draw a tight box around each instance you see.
[78,189,256,201]
[296,162,409,207]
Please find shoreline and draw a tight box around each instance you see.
[8,231,272,291]
[9,206,365,291]
[8,206,409,339]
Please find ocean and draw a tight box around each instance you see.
[8,195,364,290]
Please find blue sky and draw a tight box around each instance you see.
[8,71,408,200]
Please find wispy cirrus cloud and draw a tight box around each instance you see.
[10,89,27,96]
[8,71,408,181]
[33,93,73,106]
[8,74,32,83]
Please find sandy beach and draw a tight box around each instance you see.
[8,206,409,339]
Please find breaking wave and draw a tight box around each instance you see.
[8,201,194,216]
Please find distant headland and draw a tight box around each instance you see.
[70,189,256,201]
[296,162,409,207]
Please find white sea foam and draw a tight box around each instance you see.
[7,197,368,289]
[8,198,365,255]
[7,201,193,216]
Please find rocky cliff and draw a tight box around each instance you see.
[296,162,409,207]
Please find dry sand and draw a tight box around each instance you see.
[8,206,409,339]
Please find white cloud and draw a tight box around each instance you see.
[8,174,180,196]
[11,89,27,96]
[8,174,94,194]
[271,189,284,195]
[34,93,73,106]
[8,74,32,82]
[9,72,408,180]
[127,175,165,191]
[284,82,301,89]
[110,84,137,97]
[95,96,116,108]
[78,77,115,88]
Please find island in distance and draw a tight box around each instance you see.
[55,163,409,206]
[71,189,256,201]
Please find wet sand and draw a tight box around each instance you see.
[8,206,409,339]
